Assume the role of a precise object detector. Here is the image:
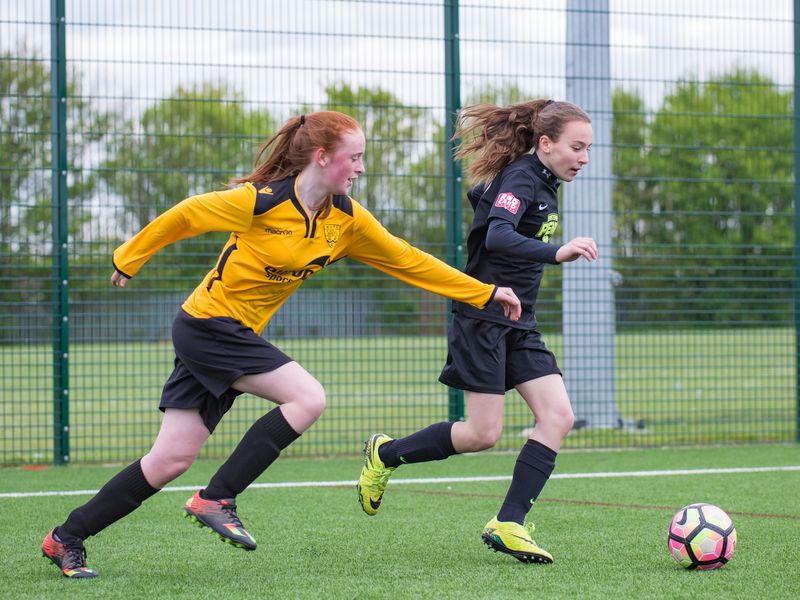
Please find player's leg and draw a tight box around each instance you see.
[206,360,323,497]
[451,392,504,452]
[481,334,569,564]
[497,374,573,526]
[184,361,323,550]
[378,391,504,465]
[357,393,504,516]
[141,407,212,487]
[482,374,572,564]
[358,315,508,516]
[43,408,209,578]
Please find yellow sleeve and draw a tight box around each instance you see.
[112,184,257,278]
[347,201,495,309]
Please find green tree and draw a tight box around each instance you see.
[612,71,793,324]
[0,49,109,339]
[323,83,430,240]
[102,83,276,283]
[308,84,432,330]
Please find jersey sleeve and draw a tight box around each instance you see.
[485,218,559,264]
[112,183,257,278]
[486,169,535,227]
[346,202,496,309]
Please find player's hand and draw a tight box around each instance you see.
[110,270,129,288]
[555,237,598,263]
[493,286,522,321]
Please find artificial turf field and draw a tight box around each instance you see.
[2,443,799,599]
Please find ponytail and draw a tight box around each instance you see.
[454,99,590,183]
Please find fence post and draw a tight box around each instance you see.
[794,0,800,443]
[564,0,619,429]
[444,0,464,422]
[50,0,70,465]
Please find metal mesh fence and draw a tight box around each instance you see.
[0,0,797,465]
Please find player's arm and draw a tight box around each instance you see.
[486,218,597,264]
[111,184,257,286]
[347,202,521,320]
[485,218,560,263]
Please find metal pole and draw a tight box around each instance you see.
[794,0,800,443]
[50,0,70,464]
[564,0,620,428]
[444,0,464,422]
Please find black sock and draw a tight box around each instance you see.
[56,459,159,542]
[497,440,557,525]
[378,422,457,468]
[203,407,300,500]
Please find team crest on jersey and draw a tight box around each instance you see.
[495,192,520,214]
[259,185,273,194]
[324,224,341,247]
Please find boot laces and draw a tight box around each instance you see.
[219,502,245,528]
[524,522,537,540]
[369,468,393,493]
[62,540,88,569]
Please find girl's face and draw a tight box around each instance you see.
[321,128,366,194]
[537,120,593,182]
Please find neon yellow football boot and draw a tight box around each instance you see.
[357,433,396,516]
[481,516,554,564]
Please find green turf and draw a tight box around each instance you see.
[3,444,799,599]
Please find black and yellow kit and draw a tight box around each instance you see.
[113,176,497,334]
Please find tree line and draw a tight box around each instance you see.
[1,50,794,338]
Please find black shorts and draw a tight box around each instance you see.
[159,309,293,433]
[438,315,561,395]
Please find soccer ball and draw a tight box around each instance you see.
[667,503,737,569]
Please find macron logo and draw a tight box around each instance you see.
[495,192,520,214]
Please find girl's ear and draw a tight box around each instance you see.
[538,134,552,154]
[314,147,328,167]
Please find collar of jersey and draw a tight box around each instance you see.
[528,153,560,189]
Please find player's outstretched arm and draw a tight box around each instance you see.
[492,286,521,321]
[555,237,599,263]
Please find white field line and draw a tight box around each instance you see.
[2,465,799,500]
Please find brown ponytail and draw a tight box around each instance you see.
[454,99,591,183]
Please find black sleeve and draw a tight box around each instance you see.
[485,218,560,264]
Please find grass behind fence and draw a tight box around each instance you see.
[0,327,796,464]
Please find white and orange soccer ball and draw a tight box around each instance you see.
[667,503,737,569]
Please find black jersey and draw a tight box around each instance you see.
[454,152,561,329]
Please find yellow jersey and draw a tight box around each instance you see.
[113,176,496,334]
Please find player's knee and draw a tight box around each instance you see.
[146,452,196,485]
[549,405,575,438]
[170,453,198,477]
[475,430,501,450]
[300,380,327,420]
[562,405,576,432]
[466,423,502,451]
[305,394,326,421]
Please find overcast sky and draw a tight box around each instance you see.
[2,0,793,118]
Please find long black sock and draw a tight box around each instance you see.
[378,422,457,468]
[56,459,159,542]
[203,407,300,500]
[497,439,557,525]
